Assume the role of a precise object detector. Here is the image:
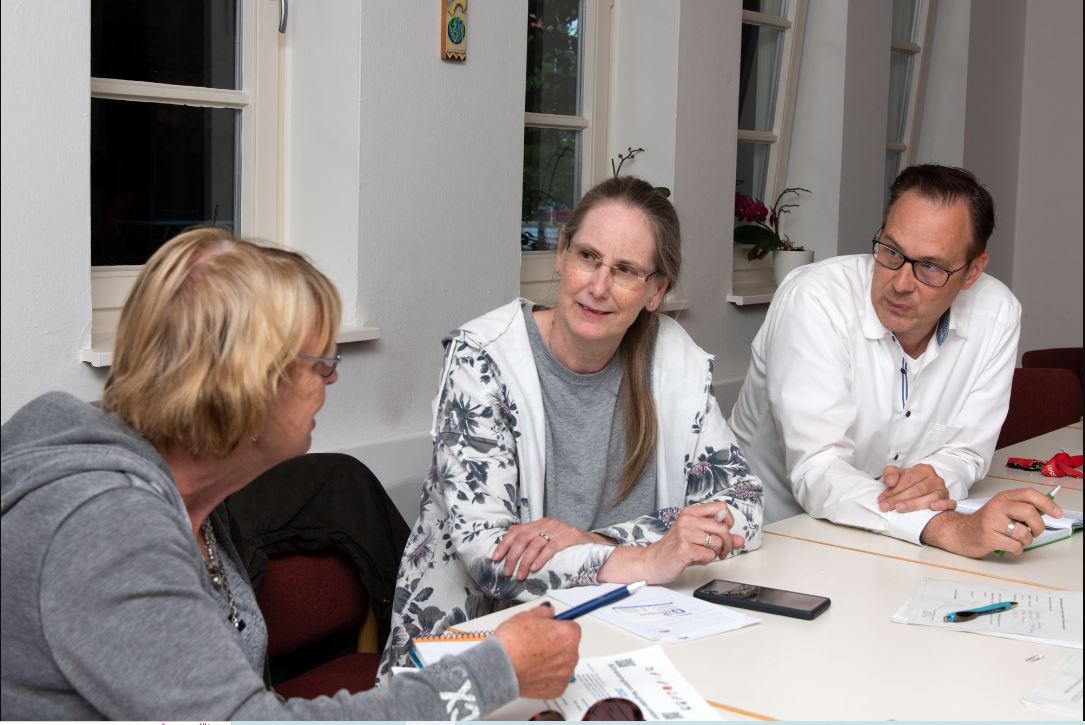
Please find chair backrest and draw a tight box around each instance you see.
[1021,347,1083,386]
[996,367,1084,449]
[256,551,370,658]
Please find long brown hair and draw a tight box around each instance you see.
[559,176,682,500]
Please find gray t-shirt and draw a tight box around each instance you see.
[523,302,656,530]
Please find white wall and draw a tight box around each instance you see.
[1012,0,1084,355]
[1,0,107,416]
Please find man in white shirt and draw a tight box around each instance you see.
[730,165,1062,558]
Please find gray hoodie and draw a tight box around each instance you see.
[1,392,518,720]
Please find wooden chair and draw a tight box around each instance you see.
[996,367,1083,449]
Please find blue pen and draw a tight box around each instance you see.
[555,581,647,620]
[943,600,1017,622]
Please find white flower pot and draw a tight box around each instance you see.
[772,249,815,286]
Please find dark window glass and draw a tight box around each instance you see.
[521,127,580,251]
[91,0,239,89]
[91,98,238,266]
[525,0,582,116]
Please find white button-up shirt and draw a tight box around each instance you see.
[730,255,1021,544]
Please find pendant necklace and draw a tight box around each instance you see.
[200,520,246,631]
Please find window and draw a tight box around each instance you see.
[884,0,936,204]
[86,0,279,361]
[735,0,807,202]
[519,0,610,301]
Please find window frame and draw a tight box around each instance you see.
[519,0,611,303]
[885,0,937,186]
[735,0,808,206]
[84,0,281,364]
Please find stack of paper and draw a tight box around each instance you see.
[955,497,1082,551]
[407,631,491,668]
[892,578,1082,648]
[549,583,759,642]
[1021,653,1084,718]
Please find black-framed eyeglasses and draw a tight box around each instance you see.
[564,243,661,291]
[296,344,341,378]
[871,239,969,288]
[530,697,645,721]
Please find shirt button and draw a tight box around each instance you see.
[905,411,912,417]
[894,454,900,460]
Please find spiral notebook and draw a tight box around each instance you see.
[408,630,493,668]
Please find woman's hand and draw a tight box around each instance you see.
[491,518,602,580]
[599,501,745,584]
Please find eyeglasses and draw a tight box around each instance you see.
[530,697,644,721]
[296,344,341,378]
[564,244,660,291]
[871,239,969,288]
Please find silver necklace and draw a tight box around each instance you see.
[200,520,246,631]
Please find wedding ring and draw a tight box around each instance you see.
[539,532,551,543]
[704,533,713,548]
[1005,521,1016,537]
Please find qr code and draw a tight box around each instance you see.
[614,657,636,668]
[661,712,682,719]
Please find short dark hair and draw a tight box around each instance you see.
[884,164,995,258]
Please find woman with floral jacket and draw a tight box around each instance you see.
[379,177,763,678]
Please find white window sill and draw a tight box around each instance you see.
[728,244,777,306]
[80,324,380,368]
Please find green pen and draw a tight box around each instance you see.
[994,485,1062,557]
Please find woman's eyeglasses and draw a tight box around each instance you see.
[296,345,341,377]
[530,697,644,721]
[564,244,660,291]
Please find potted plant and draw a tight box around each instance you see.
[734,186,813,285]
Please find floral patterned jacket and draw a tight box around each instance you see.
[378,300,763,679]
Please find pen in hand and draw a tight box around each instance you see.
[995,485,1062,557]
[555,581,646,621]
[943,601,1017,622]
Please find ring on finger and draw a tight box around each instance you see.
[704,533,713,548]
[539,532,551,543]
[1005,521,1016,537]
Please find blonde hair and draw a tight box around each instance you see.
[559,176,682,501]
[102,227,341,458]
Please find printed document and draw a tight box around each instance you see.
[549,583,759,641]
[892,578,1082,648]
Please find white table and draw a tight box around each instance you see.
[465,429,1083,720]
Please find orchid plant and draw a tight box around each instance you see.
[734,186,811,261]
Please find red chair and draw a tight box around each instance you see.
[256,551,380,699]
[1022,347,1083,387]
[996,367,1083,449]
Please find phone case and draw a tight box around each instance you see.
[693,583,831,620]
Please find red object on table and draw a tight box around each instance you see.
[1008,453,1083,478]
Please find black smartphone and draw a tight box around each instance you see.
[693,579,831,620]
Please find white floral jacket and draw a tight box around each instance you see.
[378,300,763,679]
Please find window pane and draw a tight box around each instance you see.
[887,50,913,143]
[522,127,581,251]
[884,150,902,209]
[91,0,239,89]
[744,0,788,17]
[891,0,921,44]
[525,0,582,116]
[738,24,783,132]
[736,141,771,201]
[91,99,238,266]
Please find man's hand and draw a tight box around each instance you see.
[598,501,745,584]
[919,487,1064,558]
[493,604,580,699]
[878,464,956,513]
[491,518,603,580]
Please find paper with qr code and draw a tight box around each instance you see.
[543,645,722,720]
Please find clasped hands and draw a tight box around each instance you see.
[491,501,744,584]
[877,463,956,513]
